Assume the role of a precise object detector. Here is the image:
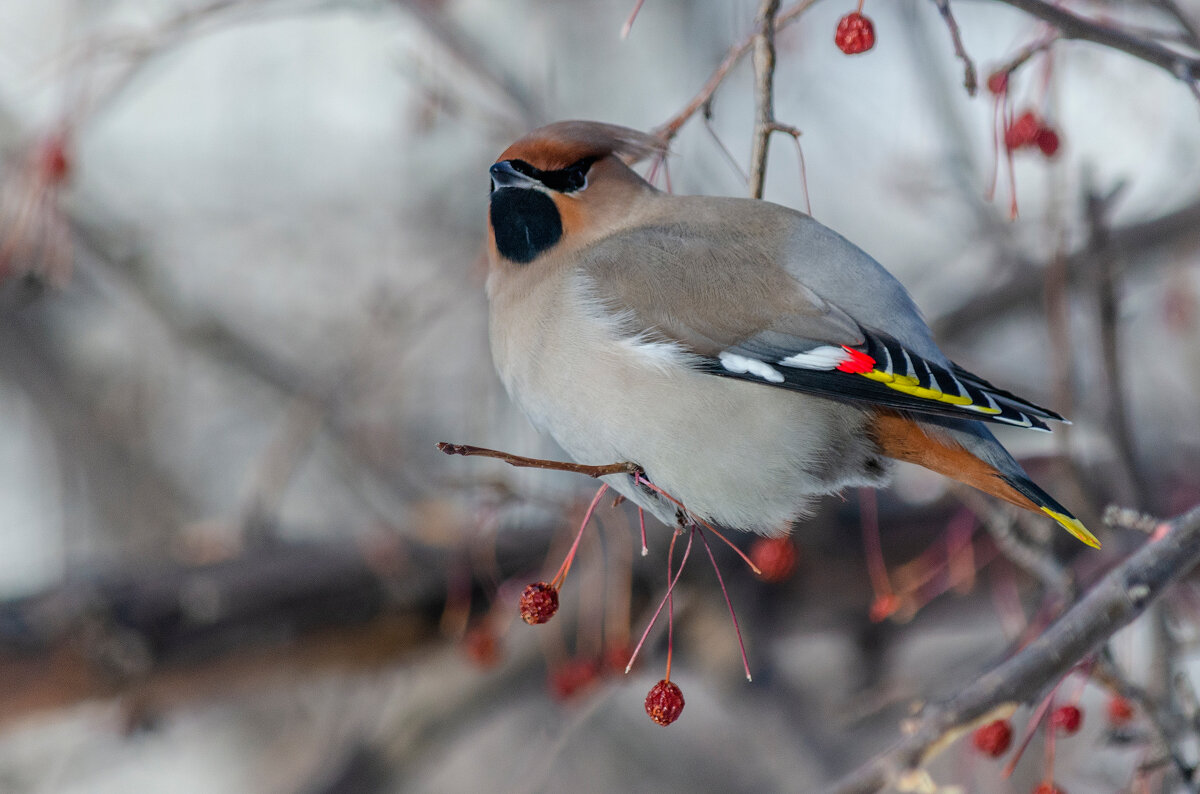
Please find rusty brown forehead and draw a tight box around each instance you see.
[495,120,665,170]
[497,136,608,171]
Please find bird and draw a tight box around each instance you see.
[483,120,1099,549]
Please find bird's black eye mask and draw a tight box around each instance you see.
[507,156,599,193]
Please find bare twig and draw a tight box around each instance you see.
[1154,0,1200,49]
[995,0,1200,86]
[749,0,783,199]
[1086,179,1151,508]
[436,442,640,479]
[989,33,1059,81]
[934,196,1200,338]
[957,488,1074,601]
[826,502,1200,794]
[653,0,819,145]
[930,0,978,95]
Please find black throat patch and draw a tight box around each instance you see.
[490,188,563,264]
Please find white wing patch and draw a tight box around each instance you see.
[718,352,785,383]
[777,345,848,370]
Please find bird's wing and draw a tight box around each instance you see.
[578,210,1062,430]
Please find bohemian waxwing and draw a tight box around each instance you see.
[484,120,1099,548]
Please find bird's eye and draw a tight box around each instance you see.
[559,157,598,193]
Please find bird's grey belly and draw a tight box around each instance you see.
[491,302,890,534]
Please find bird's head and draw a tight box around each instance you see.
[487,121,665,267]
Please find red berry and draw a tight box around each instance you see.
[548,657,600,701]
[869,592,899,622]
[645,679,685,726]
[1051,704,1083,734]
[750,537,798,583]
[1005,111,1040,150]
[1107,695,1135,726]
[462,624,502,668]
[519,581,559,625]
[1032,783,1065,794]
[39,134,71,184]
[835,11,876,55]
[1035,127,1060,157]
[972,719,1013,757]
[986,71,1008,95]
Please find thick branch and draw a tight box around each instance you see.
[827,503,1200,794]
[996,0,1200,83]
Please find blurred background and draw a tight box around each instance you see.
[1,0,1199,791]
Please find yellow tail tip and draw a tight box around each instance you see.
[1041,507,1101,549]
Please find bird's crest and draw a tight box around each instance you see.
[497,121,666,171]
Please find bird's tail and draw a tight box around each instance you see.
[869,411,1100,548]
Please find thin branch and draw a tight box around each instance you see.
[436,442,641,479]
[1153,0,1200,50]
[652,0,819,145]
[749,0,784,199]
[826,502,1200,794]
[1086,179,1151,508]
[995,0,1200,84]
[930,0,978,96]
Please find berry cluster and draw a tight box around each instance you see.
[1004,110,1060,158]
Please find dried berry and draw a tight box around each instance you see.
[1051,704,1083,734]
[519,581,559,625]
[1004,111,1040,151]
[986,71,1008,95]
[1107,695,1134,726]
[750,537,798,583]
[1032,783,1065,794]
[548,657,600,701]
[645,679,685,726]
[972,718,1013,757]
[835,11,875,55]
[1035,127,1060,157]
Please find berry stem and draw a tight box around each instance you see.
[859,488,896,608]
[626,526,694,674]
[695,525,753,681]
[638,507,649,556]
[666,528,678,681]
[635,473,762,575]
[551,483,609,589]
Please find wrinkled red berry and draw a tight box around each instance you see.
[750,537,798,583]
[835,11,875,55]
[1005,111,1040,150]
[519,581,559,625]
[548,657,600,700]
[1035,127,1060,157]
[972,719,1013,757]
[1107,695,1134,726]
[645,679,685,726]
[462,624,502,668]
[1051,704,1083,734]
[1032,783,1065,794]
[986,71,1008,95]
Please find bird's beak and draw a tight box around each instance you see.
[490,160,535,190]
